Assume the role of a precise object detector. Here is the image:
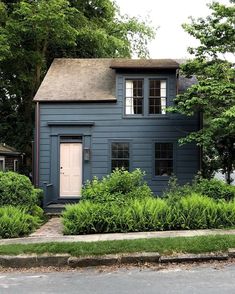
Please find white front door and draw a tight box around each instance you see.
[60,143,82,197]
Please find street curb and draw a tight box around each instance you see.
[0,251,233,268]
[160,253,229,263]
[68,252,161,268]
[0,254,70,268]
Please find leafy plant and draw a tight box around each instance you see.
[62,193,235,235]
[169,1,235,182]
[192,178,235,201]
[82,168,153,205]
[0,171,43,208]
[0,206,41,238]
[163,175,235,202]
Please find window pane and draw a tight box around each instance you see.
[112,160,129,171]
[111,143,129,171]
[155,143,173,176]
[125,80,143,115]
[155,160,173,176]
[149,80,167,114]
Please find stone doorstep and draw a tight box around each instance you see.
[1,251,235,268]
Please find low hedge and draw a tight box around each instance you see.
[62,194,235,235]
[0,206,42,238]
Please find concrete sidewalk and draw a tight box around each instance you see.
[1,216,235,245]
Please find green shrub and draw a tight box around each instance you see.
[162,175,192,202]
[32,188,44,206]
[192,178,235,201]
[0,171,43,208]
[0,206,41,238]
[163,175,235,202]
[82,168,153,204]
[62,194,235,235]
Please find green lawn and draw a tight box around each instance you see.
[1,235,235,256]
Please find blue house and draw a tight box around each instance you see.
[33,58,200,208]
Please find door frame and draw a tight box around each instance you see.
[49,127,92,204]
[59,136,83,199]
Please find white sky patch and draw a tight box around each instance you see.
[115,0,233,60]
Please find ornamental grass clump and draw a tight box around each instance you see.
[63,170,235,235]
[63,194,235,235]
[0,206,41,238]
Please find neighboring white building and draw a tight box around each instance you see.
[214,170,235,186]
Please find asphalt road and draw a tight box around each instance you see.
[1,263,235,294]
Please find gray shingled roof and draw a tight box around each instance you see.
[110,59,179,69]
[0,143,21,155]
[34,58,180,102]
[34,59,116,102]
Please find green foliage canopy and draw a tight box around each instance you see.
[0,0,155,170]
[170,1,235,182]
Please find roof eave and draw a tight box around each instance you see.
[110,66,179,70]
[33,98,117,103]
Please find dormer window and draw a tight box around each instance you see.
[124,78,167,116]
[149,80,166,114]
[125,79,143,115]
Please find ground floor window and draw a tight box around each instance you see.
[155,143,173,176]
[111,142,130,171]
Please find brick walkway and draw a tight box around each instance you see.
[30,217,63,237]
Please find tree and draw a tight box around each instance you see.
[0,0,155,172]
[171,1,235,183]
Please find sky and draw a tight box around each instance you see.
[115,0,232,59]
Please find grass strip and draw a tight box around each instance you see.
[0,235,235,256]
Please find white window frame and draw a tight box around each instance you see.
[124,77,168,117]
[125,79,144,115]
[14,159,19,172]
[0,156,5,171]
[149,79,167,115]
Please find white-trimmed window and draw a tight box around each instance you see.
[155,143,173,176]
[111,142,130,171]
[149,80,166,114]
[124,78,167,116]
[0,156,5,171]
[125,79,143,115]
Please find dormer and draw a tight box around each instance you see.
[110,59,179,117]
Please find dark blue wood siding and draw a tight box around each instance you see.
[39,72,199,199]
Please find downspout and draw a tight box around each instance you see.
[35,102,40,187]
